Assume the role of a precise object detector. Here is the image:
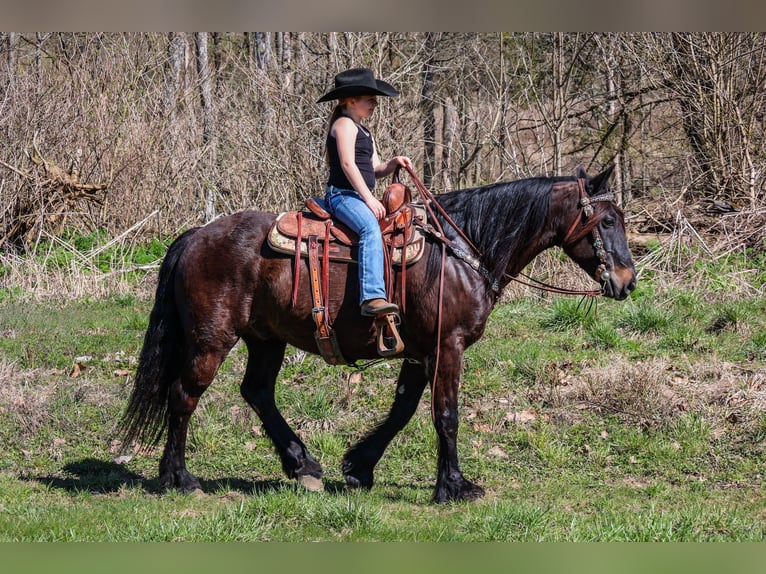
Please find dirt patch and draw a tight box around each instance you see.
[555,356,766,429]
[0,360,59,437]
[0,359,125,439]
[468,356,766,435]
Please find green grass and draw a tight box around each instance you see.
[28,229,171,274]
[1,241,765,541]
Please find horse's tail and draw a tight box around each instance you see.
[120,227,198,450]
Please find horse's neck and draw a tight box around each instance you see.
[502,181,576,276]
[482,191,560,281]
[437,181,562,287]
[504,230,557,279]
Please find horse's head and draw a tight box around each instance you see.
[558,165,637,300]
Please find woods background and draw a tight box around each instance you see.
[1,32,765,251]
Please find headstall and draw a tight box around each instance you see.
[562,177,616,286]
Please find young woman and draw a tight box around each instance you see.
[318,68,413,317]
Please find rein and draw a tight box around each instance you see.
[394,169,617,403]
[403,168,614,299]
[401,166,499,292]
[398,165,492,405]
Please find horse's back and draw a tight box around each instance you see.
[171,210,283,325]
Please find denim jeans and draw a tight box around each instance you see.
[324,185,387,305]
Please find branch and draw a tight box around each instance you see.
[0,159,32,180]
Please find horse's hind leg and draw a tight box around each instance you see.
[343,359,428,490]
[160,348,230,492]
[240,338,324,491]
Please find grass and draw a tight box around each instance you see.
[0,235,765,542]
[1,292,764,542]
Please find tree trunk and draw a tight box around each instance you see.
[441,96,456,190]
[5,32,16,91]
[421,33,439,187]
[293,32,304,97]
[35,33,45,86]
[165,33,184,125]
[212,32,222,95]
[551,32,565,176]
[195,32,217,223]
[599,34,624,204]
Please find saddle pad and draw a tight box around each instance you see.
[267,206,427,266]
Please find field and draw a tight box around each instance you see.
[1,231,765,543]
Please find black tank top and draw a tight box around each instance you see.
[326,118,375,191]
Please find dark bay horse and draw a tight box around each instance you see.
[120,165,636,503]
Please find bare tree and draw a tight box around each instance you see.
[165,34,184,129]
[440,95,457,190]
[642,33,766,205]
[2,32,766,249]
[5,32,16,91]
[255,32,271,69]
[195,32,217,222]
[420,33,439,187]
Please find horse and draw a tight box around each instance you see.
[120,164,637,503]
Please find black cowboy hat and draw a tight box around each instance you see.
[317,67,398,103]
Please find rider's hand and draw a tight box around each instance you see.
[394,156,413,170]
[365,197,386,220]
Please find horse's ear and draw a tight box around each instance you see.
[588,163,615,195]
[575,164,587,180]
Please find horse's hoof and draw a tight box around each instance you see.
[160,469,201,493]
[342,457,374,489]
[433,480,485,503]
[344,473,373,490]
[296,474,324,492]
[343,467,374,490]
[460,482,486,501]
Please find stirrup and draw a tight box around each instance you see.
[374,313,404,357]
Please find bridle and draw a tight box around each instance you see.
[510,177,616,297]
[562,177,616,283]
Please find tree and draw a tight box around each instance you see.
[645,33,766,206]
[420,33,439,187]
[195,32,217,222]
[6,32,17,91]
[3,32,766,249]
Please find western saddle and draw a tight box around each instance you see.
[267,180,427,365]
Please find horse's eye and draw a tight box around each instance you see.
[601,216,615,228]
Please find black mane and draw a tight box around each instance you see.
[427,176,570,286]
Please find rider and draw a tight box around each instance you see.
[318,67,413,317]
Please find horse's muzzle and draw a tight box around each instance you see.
[602,267,637,300]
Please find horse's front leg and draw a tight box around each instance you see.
[430,338,485,503]
[240,338,324,491]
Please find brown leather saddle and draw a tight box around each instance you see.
[266,181,427,365]
[267,187,426,266]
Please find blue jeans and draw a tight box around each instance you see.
[324,185,387,305]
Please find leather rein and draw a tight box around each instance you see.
[403,167,614,299]
[396,168,615,410]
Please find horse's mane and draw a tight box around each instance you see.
[426,176,569,288]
